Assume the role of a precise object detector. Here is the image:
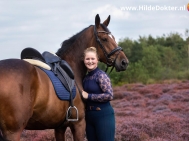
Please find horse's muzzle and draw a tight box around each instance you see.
[121,59,129,69]
[115,58,129,72]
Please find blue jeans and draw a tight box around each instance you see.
[85,104,115,141]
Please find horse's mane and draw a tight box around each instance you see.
[56,24,110,57]
[56,25,93,56]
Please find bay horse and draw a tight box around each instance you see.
[0,14,129,141]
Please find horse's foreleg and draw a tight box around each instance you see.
[55,127,67,141]
[70,118,86,141]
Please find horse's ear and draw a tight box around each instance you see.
[95,14,100,28]
[103,15,110,27]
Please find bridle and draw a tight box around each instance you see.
[94,25,123,73]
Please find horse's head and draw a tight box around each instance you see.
[93,14,129,72]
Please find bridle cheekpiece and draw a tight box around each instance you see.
[94,25,123,73]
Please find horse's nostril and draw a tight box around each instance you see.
[121,59,129,68]
[122,60,126,66]
[122,60,125,65]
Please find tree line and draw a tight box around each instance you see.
[99,30,189,85]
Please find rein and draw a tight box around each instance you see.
[75,81,83,97]
[93,25,123,74]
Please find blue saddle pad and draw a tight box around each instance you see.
[40,68,76,101]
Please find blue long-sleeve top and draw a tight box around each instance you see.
[83,67,113,104]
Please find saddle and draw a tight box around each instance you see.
[21,47,78,121]
[21,47,74,92]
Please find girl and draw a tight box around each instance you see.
[82,47,115,141]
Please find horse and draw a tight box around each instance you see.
[0,14,129,141]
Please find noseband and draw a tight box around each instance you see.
[94,25,123,73]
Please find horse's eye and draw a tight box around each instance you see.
[101,38,107,42]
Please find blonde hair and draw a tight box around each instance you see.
[83,47,98,59]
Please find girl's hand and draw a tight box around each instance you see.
[82,90,88,99]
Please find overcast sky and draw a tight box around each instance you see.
[0,0,188,60]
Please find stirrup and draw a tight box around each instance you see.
[66,106,78,121]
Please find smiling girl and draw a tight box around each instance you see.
[82,47,115,141]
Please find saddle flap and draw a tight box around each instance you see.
[42,51,61,64]
[21,47,45,62]
[60,60,74,79]
[57,65,75,91]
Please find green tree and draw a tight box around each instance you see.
[124,62,149,84]
[129,41,143,63]
[104,31,189,85]
[140,45,162,79]
[118,38,133,59]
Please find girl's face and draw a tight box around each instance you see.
[84,51,98,72]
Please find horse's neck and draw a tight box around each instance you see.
[63,26,95,87]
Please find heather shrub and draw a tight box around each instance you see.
[19,81,189,141]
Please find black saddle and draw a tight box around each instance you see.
[42,51,75,91]
[21,47,74,92]
[21,47,45,62]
